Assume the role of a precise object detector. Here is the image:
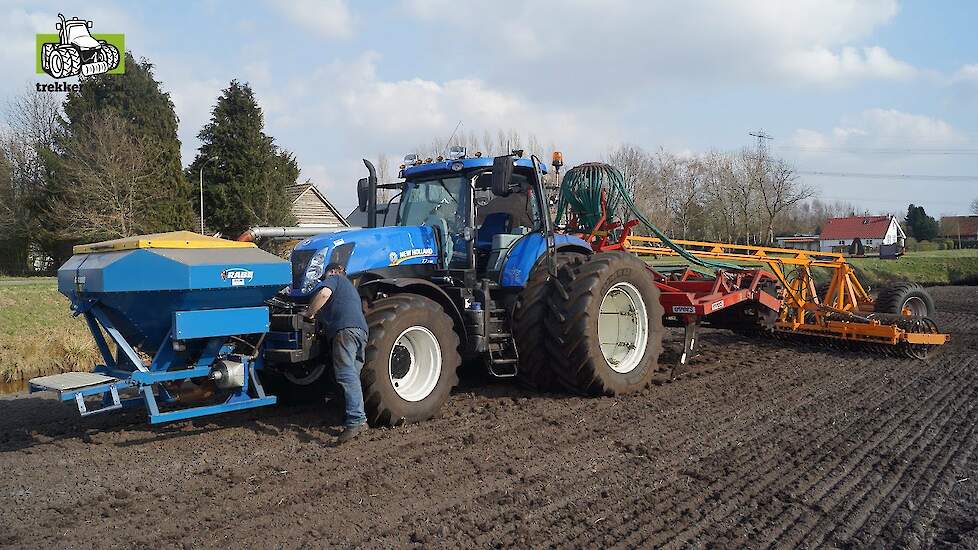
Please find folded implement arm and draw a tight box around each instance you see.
[624,237,949,358]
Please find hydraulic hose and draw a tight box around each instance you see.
[555,162,737,270]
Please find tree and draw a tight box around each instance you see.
[971,198,978,215]
[57,53,193,233]
[189,80,297,237]
[47,111,164,240]
[904,204,939,241]
[0,91,63,272]
[756,157,813,243]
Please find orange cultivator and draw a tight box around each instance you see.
[624,237,949,358]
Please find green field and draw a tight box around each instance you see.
[0,278,100,383]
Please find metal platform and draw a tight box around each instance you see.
[29,372,120,394]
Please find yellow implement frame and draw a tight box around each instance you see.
[624,236,948,350]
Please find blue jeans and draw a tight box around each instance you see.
[332,327,367,427]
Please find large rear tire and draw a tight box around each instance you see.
[545,251,664,396]
[362,294,460,426]
[874,282,935,317]
[513,251,586,391]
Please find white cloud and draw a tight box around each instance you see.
[270,0,354,39]
[792,109,966,149]
[400,0,909,93]
[781,46,915,84]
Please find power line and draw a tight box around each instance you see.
[780,146,978,156]
[797,170,978,182]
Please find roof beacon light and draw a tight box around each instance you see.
[447,145,466,160]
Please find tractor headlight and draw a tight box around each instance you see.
[302,250,326,293]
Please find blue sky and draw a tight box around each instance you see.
[4,0,978,217]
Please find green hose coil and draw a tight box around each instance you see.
[555,162,736,271]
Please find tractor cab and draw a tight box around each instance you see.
[387,150,549,280]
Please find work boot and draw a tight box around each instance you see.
[336,423,368,444]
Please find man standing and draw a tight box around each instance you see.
[305,263,369,443]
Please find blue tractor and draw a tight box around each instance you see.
[263,149,665,425]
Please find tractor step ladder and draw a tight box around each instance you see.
[486,307,519,378]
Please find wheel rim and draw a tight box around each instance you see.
[283,361,326,386]
[389,326,442,402]
[598,282,649,373]
[902,296,927,316]
[50,54,63,76]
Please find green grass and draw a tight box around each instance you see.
[645,249,978,288]
[849,250,978,287]
[0,278,100,383]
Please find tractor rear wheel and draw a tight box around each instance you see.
[361,294,460,426]
[513,251,586,391]
[545,251,664,396]
[874,282,935,317]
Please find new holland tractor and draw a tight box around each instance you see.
[261,149,664,425]
[41,14,120,79]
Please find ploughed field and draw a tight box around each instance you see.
[1,286,976,548]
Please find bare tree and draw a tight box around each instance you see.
[668,157,706,240]
[757,157,814,243]
[51,111,164,240]
[971,198,978,215]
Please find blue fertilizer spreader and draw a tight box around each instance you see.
[30,231,291,424]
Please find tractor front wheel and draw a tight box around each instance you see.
[361,294,460,426]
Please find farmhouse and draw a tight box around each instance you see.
[939,215,978,248]
[287,182,349,228]
[819,215,906,254]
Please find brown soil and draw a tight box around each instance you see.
[1,286,977,548]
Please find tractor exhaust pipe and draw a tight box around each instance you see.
[363,159,378,229]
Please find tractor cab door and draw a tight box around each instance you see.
[397,175,473,270]
[473,171,542,276]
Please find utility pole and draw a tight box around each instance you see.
[749,130,773,244]
[199,156,217,234]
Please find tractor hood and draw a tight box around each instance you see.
[288,225,439,298]
[72,35,101,49]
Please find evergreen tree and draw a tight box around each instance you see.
[904,204,938,241]
[188,81,296,237]
[40,52,193,253]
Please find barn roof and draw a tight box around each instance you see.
[821,216,894,240]
[940,215,978,237]
[286,182,349,227]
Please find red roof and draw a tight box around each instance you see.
[821,216,894,240]
[940,216,978,237]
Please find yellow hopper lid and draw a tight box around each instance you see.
[73,231,257,254]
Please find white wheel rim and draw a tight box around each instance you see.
[598,282,649,373]
[389,326,442,402]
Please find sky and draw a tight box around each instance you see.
[3,0,978,217]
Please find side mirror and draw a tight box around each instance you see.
[86,21,93,28]
[357,178,369,211]
[56,23,62,30]
[491,155,514,197]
